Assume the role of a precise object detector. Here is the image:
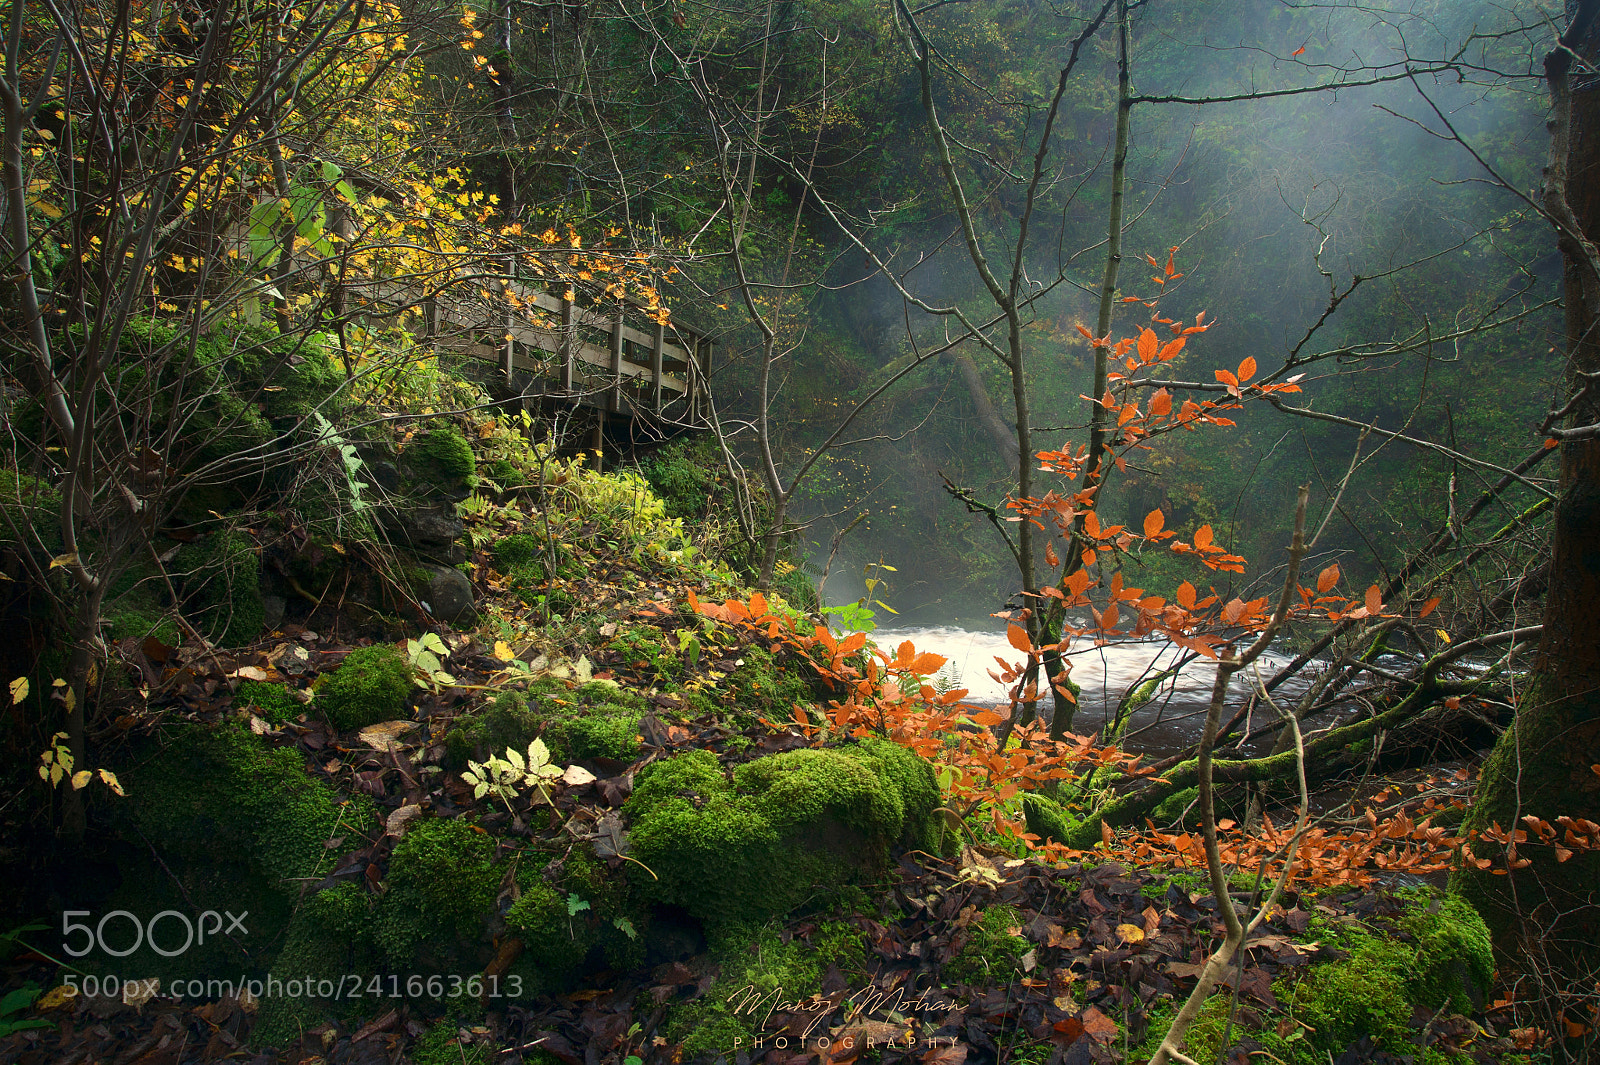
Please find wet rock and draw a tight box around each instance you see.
[426,566,477,627]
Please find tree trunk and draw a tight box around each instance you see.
[1454,1,1600,1009]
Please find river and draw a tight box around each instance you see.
[870,624,1302,756]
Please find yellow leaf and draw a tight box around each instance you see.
[1115,923,1145,944]
[71,770,92,790]
[9,676,27,704]
[49,552,79,570]
[97,768,125,796]
[494,640,516,661]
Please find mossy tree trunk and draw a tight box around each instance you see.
[1456,0,1600,999]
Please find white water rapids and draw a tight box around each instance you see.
[869,624,1301,755]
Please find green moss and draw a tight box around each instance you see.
[317,644,412,730]
[253,883,381,1047]
[553,703,642,762]
[1395,890,1494,1014]
[114,723,373,989]
[374,818,500,965]
[0,469,61,552]
[492,534,539,569]
[172,529,264,648]
[235,679,302,724]
[1023,792,1079,848]
[943,904,1028,984]
[411,1019,492,1065]
[667,921,865,1056]
[625,743,939,927]
[1142,889,1492,1065]
[482,458,527,489]
[1453,674,1600,979]
[414,425,476,483]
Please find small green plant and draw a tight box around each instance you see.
[407,633,456,692]
[0,985,53,1037]
[821,560,897,634]
[462,739,565,815]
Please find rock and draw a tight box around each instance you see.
[426,566,477,627]
[260,594,286,633]
[377,505,465,562]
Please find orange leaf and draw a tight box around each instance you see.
[749,591,767,617]
[1237,356,1256,382]
[1194,525,1214,551]
[1317,564,1339,594]
[1143,509,1164,538]
[1176,582,1196,610]
[1291,44,1306,56]
[1158,337,1186,362]
[1364,584,1382,615]
[1137,328,1158,363]
[1007,623,1033,654]
[1149,388,1172,418]
[1076,323,1093,340]
[1045,541,1059,567]
[840,631,867,654]
[1418,596,1440,619]
[1164,249,1177,276]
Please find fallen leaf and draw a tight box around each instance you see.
[358,720,417,752]
[562,764,597,786]
[385,804,422,837]
[231,665,271,681]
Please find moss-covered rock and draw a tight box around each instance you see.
[235,679,302,724]
[175,529,264,647]
[373,818,501,966]
[108,723,373,988]
[624,741,940,927]
[413,425,476,486]
[317,644,413,730]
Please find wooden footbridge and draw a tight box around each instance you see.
[361,268,715,450]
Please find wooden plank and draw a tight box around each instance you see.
[651,316,664,413]
[559,296,574,392]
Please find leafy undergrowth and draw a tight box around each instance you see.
[0,439,1569,1065]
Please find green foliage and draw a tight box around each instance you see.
[235,680,302,723]
[624,742,939,927]
[317,644,413,729]
[639,437,720,520]
[0,985,52,1037]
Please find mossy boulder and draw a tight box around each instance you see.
[446,681,646,768]
[411,425,476,490]
[175,529,264,647]
[107,723,373,987]
[505,846,646,995]
[317,644,413,730]
[373,818,501,966]
[624,739,941,927]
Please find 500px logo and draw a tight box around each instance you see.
[61,910,249,958]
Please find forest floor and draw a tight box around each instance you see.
[0,506,1543,1065]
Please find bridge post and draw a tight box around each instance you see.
[651,316,664,415]
[609,306,624,413]
[559,294,575,393]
